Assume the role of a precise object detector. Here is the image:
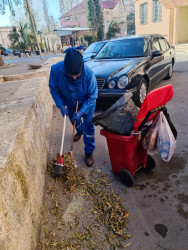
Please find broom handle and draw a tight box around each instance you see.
[60,114,66,156]
[71,100,79,151]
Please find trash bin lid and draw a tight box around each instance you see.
[134,84,173,131]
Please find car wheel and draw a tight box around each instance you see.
[164,62,173,80]
[135,78,148,108]
[119,169,135,187]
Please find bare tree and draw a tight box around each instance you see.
[0,0,43,65]
[0,0,22,66]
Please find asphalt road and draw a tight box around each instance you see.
[47,51,188,250]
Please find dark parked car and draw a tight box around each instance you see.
[83,40,107,62]
[86,34,175,107]
[13,49,21,57]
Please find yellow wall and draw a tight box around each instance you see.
[178,6,188,43]
[134,0,170,41]
[169,8,174,44]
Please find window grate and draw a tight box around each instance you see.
[140,3,148,25]
[152,0,162,22]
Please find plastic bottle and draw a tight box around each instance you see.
[160,141,170,160]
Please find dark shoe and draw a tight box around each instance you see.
[74,133,83,142]
[85,153,94,167]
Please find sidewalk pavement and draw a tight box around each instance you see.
[0,54,64,77]
[0,59,48,77]
[174,43,188,53]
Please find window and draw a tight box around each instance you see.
[119,2,122,12]
[164,39,170,49]
[106,20,110,29]
[140,3,148,25]
[158,38,168,52]
[93,42,106,53]
[95,38,149,59]
[152,38,161,51]
[152,0,162,22]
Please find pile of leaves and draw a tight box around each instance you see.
[40,154,131,249]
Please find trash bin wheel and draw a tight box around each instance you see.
[119,169,135,187]
[145,155,156,170]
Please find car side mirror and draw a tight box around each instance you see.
[91,55,95,59]
[152,51,162,57]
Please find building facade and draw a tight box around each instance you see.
[101,0,127,37]
[59,1,90,47]
[59,1,87,29]
[41,31,62,53]
[134,0,188,44]
[58,0,135,44]
[123,0,135,13]
[59,0,83,15]
[0,27,13,48]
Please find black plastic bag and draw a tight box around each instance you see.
[92,92,139,135]
[163,107,177,139]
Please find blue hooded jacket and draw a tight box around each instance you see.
[49,60,98,115]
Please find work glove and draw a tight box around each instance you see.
[73,111,83,122]
[60,106,68,117]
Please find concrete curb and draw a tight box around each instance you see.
[0,57,63,249]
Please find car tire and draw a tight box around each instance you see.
[135,78,148,108]
[164,62,173,80]
[119,169,135,187]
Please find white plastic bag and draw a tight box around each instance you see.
[142,113,161,151]
[157,112,176,162]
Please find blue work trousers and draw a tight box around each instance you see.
[68,105,95,154]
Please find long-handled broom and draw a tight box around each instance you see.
[69,100,79,159]
[53,114,67,176]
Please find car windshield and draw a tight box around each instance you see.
[95,38,149,59]
[83,42,105,54]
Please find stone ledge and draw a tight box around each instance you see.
[0,57,63,83]
[0,76,53,249]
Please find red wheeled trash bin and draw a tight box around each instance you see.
[100,84,174,186]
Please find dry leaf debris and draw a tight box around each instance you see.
[39,154,131,249]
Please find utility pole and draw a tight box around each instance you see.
[25,0,43,60]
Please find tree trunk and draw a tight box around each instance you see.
[25,0,43,60]
[0,54,4,67]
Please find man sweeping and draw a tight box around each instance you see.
[49,49,98,167]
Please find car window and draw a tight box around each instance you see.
[92,42,106,53]
[95,38,149,59]
[158,38,168,52]
[152,38,161,51]
[83,43,97,54]
[164,39,170,49]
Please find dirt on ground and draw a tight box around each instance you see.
[38,154,131,250]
